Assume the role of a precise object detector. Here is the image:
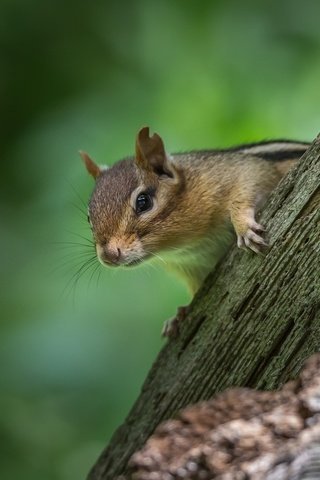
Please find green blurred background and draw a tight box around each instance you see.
[1,0,320,478]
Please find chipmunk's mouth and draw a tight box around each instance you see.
[96,251,149,268]
[124,255,150,267]
[97,255,120,267]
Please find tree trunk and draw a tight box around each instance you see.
[88,136,320,480]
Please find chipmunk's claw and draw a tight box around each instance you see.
[237,223,268,254]
[162,305,189,339]
[162,317,180,338]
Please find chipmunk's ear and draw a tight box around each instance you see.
[135,127,177,179]
[79,151,101,179]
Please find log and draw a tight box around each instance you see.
[88,135,320,480]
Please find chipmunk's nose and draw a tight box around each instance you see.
[105,245,121,264]
[106,246,121,264]
[97,242,122,266]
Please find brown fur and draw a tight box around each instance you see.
[89,159,139,242]
[84,128,309,292]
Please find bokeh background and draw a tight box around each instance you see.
[1,0,320,478]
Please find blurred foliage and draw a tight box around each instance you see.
[1,0,320,478]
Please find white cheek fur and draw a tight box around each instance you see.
[95,244,107,267]
[121,240,146,264]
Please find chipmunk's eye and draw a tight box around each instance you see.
[135,193,153,214]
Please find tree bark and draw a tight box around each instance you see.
[88,136,320,480]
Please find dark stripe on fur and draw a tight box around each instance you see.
[253,148,308,161]
[176,140,310,163]
[223,139,310,152]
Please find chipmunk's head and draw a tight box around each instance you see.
[81,127,186,268]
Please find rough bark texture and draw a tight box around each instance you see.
[88,136,320,480]
[128,354,320,479]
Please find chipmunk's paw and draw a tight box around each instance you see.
[162,317,179,338]
[162,306,189,339]
[236,221,268,254]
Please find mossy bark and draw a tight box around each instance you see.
[88,136,320,480]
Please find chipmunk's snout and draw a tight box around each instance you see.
[96,237,146,267]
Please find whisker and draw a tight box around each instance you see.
[87,262,101,290]
[70,259,99,306]
[71,257,97,285]
[52,247,95,266]
[59,250,95,259]
[143,259,159,273]
[165,246,182,252]
[62,256,97,300]
[96,268,102,288]
[56,251,95,265]
[52,253,96,276]
[141,264,153,277]
[52,242,95,252]
[148,251,168,265]
[70,201,88,220]
[67,181,88,210]
[65,230,95,245]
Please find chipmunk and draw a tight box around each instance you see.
[81,127,309,336]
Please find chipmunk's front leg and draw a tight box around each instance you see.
[229,163,281,253]
[230,203,268,254]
